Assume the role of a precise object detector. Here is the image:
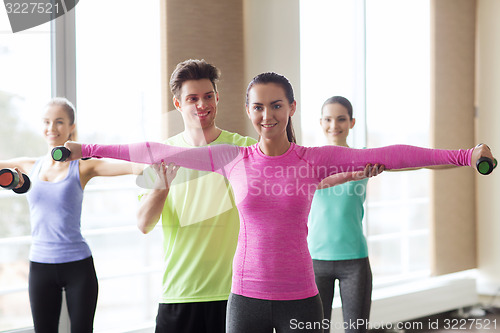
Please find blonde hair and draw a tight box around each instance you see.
[46,97,78,140]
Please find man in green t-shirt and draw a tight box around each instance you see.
[137,59,256,333]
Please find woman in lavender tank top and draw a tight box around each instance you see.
[0,98,135,333]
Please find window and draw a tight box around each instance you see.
[0,10,51,331]
[0,0,162,331]
[300,0,366,148]
[365,0,431,280]
[300,0,431,282]
[75,0,162,330]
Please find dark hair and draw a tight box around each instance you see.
[169,59,221,99]
[246,72,296,143]
[46,97,77,140]
[321,96,353,120]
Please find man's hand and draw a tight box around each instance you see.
[152,162,180,190]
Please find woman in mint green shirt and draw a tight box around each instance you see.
[308,96,381,333]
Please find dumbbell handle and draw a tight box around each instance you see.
[476,156,497,175]
[13,174,31,194]
[52,146,90,162]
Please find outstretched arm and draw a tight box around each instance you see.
[391,144,495,172]
[78,159,144,189]
[390,165,458,172]
[0,158,36,175]
[310,144,495,177]
[61,141,239,174]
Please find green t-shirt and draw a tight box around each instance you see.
[307,178,369,261]
[142,131,256,303]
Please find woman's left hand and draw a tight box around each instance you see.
[471,144,496,173]
[63,141,83,161]
[317,163,385,189]
[359,163,385,179]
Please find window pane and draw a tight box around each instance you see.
[0,8,51,330]
[409,234,430,272]
[369,238,403,276]
[300,0,364,147]
[365,0,430,147]
[365,0,431,280]
[75,0,161,144]
[300,0,431,283]
[75,0,161,330]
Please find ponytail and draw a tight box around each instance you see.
[286,116,296,143]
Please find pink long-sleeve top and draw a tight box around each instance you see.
[82,142,472,300]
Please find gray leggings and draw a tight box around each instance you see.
[226,293,324,333]
[313,258,372,333]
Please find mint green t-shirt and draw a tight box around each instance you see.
[307,178,369,261]
[142,131,256,303]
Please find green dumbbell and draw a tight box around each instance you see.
[52,146,71,162]
[52,146,90,162]
[476,157,497,175]
[0,168,31,194]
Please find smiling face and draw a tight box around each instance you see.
[173,79,219,131]
[246,83,296,141]
[320,102,355,146]
[42,104,75,147]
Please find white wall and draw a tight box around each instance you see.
[243,0,302,142]
[476,0,500,295]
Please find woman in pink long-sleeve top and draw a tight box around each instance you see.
[60,72,494,333]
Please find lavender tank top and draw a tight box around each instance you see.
[26,158,91,263]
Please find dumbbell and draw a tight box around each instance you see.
[476,157,497,175]
[0,168,31,194]
[51,146,71,162]
[52,146,90,162]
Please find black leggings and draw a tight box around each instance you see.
[227,293,324,333]
[313,258,372,333]
[155,301,227,333]
[29,256,98,333]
